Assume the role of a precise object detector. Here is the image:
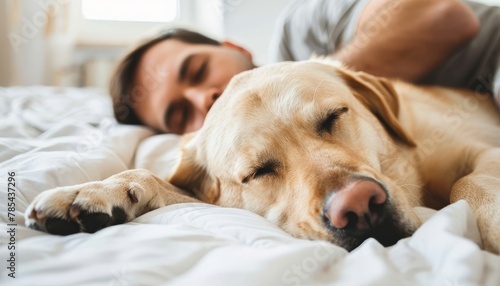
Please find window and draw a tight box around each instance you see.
[82,0,178,22]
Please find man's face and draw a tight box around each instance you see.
[133,39,254,134]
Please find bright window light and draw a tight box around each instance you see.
[82,0,177,22]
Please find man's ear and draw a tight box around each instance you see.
[168,132,220,204]
[221,40,253,61]
[337,67,416,147]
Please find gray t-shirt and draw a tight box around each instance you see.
[270,0,500,101]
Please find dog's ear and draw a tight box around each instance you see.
[337,68,416,147]
[168,132,220,204]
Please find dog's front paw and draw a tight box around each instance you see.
[25,180,149,235]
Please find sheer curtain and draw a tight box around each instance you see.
[0,0,77,86]
[0,2,10,86]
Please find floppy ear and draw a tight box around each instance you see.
[168,132,221,204]
[337,68,416,147]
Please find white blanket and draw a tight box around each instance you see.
[0,86,499,285]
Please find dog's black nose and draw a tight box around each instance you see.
[324,179,387,232]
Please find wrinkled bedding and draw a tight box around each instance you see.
[0,86,499,285]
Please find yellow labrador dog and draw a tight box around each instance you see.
[26,60,500,253]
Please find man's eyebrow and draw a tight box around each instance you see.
[178,54,195,83]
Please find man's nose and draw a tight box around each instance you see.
[185,87,222,114]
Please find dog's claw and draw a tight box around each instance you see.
[128,188,139,203]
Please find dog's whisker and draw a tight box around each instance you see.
[313,79,325,102]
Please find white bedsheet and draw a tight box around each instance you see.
[0,86,499,285]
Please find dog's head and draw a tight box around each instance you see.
[169,60,421,250]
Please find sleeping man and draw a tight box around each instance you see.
[110,0,500,135]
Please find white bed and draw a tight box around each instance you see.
[0,86,499,285]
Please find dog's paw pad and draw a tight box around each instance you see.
[111,206,127,225]
[78,211,112,233]
[45,218,80,235]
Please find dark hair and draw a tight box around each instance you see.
[110,28,220,126]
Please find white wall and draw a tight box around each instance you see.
[222,0,291,65]
[472,0,500,6]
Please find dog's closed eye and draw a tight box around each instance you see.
[242,160,279,184]
[317,107,349,134]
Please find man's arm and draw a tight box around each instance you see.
[334,0,479,82]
